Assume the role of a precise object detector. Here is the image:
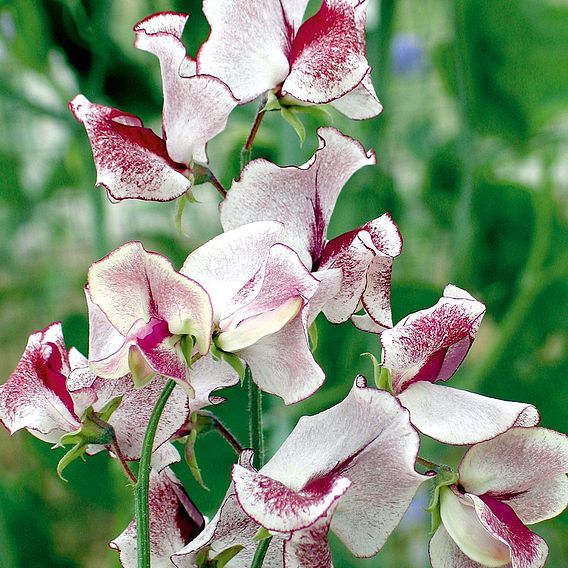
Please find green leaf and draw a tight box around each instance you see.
[280,107,306,146]
[211,545,245,568]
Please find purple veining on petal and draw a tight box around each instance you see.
[42,342,79,420]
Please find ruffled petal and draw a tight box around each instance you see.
[397,383,539,445]
[318,213,402,326]
[330,71,382,119]
[381,284,486,394]
[282,0,371,104]
[181,222,283,319]
[134,12,237,164]
[189,354,241,411]
[237,308,325,404]
[69,94,190,201]
[221,127,376,267]
[459,427,568,524]
[261,378,427,556]
[307,267,343,326]
[0,323,79,442]
[111,468,204,568]
[198,0,291,102]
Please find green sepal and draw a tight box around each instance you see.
[191,411,216,435]
[361,352,393,393]
[211,340,246,384]
[195,545,244,568]
[176,190,199,234]
[185,428,209,491]
[253,527,272,542]
[261,90,282,112]
[286,104,333,123]
[308,321,318,353]
[98,395,123,422]
[180,334,195,369]
[128,346,156,388]
[281,106,306,146]
[425,465,459,534]
[57,442,86,482]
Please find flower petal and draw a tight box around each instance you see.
[189,354,241,410]
[397,383,539,445]
[282,0,371,104]
[221,127,376,267]
[459,427,568,524]
[237,308,325,404]
[111,468,204,568]
[198,0,291,102]
[329,70,382,119]
[430,524,499,568]
[318,213,402,326]
[381,284,486,394]
[233,464,351,533]
[134,12,237,164]
[307,267,343,326]
[181,222,283,319]
[260,378,427,556]
[69,94,190,201]
[0,323,80,442]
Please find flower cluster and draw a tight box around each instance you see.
[1,4,567,568]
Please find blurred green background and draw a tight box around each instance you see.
[0,0,567,566]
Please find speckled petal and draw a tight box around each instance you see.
[330,71,382,119]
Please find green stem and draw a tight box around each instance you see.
[135,379,176,568]
[240,94,268,170]
[251,536,273,568]
[246,367,265,468]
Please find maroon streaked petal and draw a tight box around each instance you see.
[470,494,549,568]
[260,379,427,556]
[238,308,325,404]
[233,463,351,533]
[282,0,371,104]
[381,285,486,394]
[351,312,388,334]
[88,241,213,356]
[429,525,495,568]
[221,128,376,267]
[282,0,310,33]
[134,13,237,165]
[198,0,291,103]
[69,94,190,202]
[111,467,204,568]
[318,213,402,326]
[330,70,382,119]
[459,427,568,524]
[0,323,80,442]
[397,383,539,445]
[181,222,283,319]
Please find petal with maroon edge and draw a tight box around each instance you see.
[69,94,190,201]
[307,267,343,326]
[237,309,325,404]
[282,0,371,104]
[0,323,79,442]
[260,378,427,556]
[198,0,290,103]
[111,468,204,568]
[189,354,241,411]
[233,463,351,533]
[381,284,486,394]
[181,222,283,319]
[88,241,212,355]
[330,71,382,119]
[134,12,237,165]
[397,383,539,445]
[459,427,568,524]
[470,493,549,568]
[430,525,498,568]
[221,128,376,267]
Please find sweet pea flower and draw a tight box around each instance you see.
[175,378,427,566]
[0,322,189,468]
[69,12,237,202]
[430,427,568,568]
[381,285,539,445]
[221,127,402,330]
[198,0,382,119]
[111,467,205,568]
[86,241,213,392]
[180,221,325,404]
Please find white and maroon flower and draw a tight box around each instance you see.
[69,12,237,202]
[181,221,325,404]
[0,323,188,467]
[175,378,426,566]
[381,285,539,445]
[221,127,402,329]
[430,427,568,568]
[198,0,382,119]
[111,467,205,568]
[86,241,213,392]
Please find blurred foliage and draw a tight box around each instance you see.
[0,0,567,566]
